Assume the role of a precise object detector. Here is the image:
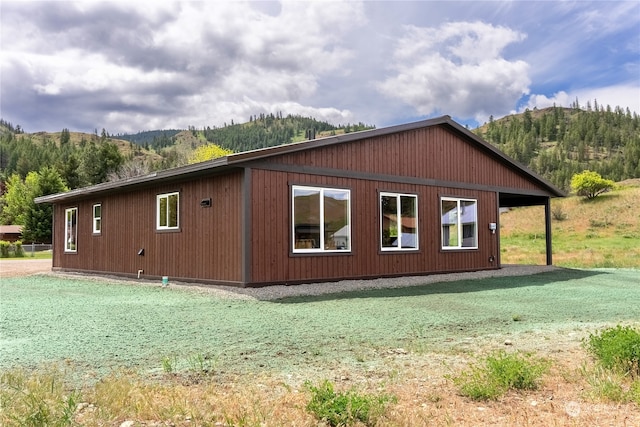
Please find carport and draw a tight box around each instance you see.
[499,192,562,266]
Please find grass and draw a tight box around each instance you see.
[304,380,396,426]
[450,351,550,401]
[585,325,640,377]
[2,270,640,424]
[500,183,640,268]
[0,252,52,260]
[0,368,80,427]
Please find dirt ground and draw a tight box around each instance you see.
[0,258,52,278]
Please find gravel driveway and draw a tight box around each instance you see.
[0,259,51,278]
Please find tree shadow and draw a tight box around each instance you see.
[271,268,609,304]
[578,192,621,204]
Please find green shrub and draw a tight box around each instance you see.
[585,325,640,377]
[305,379,396,426]
[14,241,25,258]
[571,170,616,199]
[451,351,550,401]
[0,240,10,258]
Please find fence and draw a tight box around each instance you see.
[24,243,52,254]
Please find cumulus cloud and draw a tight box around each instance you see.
[377,21,530,124]
[524,85,640,114]
[0,1,364,133]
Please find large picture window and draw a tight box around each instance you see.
[93,203,101,234]
[441,197,478,249]
[65,207,77,252]
[292,185,350,253]
[380,192,418,250]
[157,192,179,230]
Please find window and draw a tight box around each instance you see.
[441,197,477,249]
[292,185,350,253]
[93,204,101,234]
[157,192,179,230]
[380,192,418,250]
[65,207,77,252]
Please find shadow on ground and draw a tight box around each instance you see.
[272,268,608,304]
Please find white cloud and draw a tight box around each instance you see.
[524,85,640,114]
[0,1,366,132]
[377,21,530,124]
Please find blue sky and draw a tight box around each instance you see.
[1,1,638,134]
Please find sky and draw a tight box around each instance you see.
[1,1,639,134]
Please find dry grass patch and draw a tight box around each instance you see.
[500,184,640,268]
[3,349,639,427]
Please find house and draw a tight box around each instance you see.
[35,116,565,287]
[0,225,23,243]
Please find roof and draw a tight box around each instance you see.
[35,116,565,204]
[0,225,23,234]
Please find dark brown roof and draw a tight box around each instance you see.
[35,116,565,204]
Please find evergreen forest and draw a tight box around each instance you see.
[475,103,640,189]
[1,105,639,238]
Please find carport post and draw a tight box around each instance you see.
[545,198,553,265]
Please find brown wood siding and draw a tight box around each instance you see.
[265,126,539,192]
[52,171,244,284]
[250,169,499,285]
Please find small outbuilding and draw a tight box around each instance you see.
[0,225,23,243]
[35,116,564,287]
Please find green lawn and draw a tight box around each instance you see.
[1,269,638,383]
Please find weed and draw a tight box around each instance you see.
[186,352,215,374]
[589,218,612,228]
[304,379,396,426]
[585,325,640,378]
[161,355,178,374]
[0,368,82,427]
[551,205,567,221]
[583,365,631,403]
[450,351,550,401]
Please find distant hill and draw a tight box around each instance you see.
[116,129,182,147]
[474,104,640,189]
[1,105,638,193]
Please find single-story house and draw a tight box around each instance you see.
[0,225,23,242]
[35,116,565,287]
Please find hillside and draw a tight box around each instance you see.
[1,105,638,193]
[500,180,640,268]
[474,104,640,190]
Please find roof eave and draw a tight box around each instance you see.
[35,157,230,204]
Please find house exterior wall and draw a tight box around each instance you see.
[52,171,244,284]
[262,126,541,191]
[244,126,545,285]
[249,168,499,285]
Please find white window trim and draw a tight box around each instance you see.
[65,207,77,253]
[292,185,351,253]
[380,192,419,251]
[92,203,101,234]
[441,197,478,250]
[156,192,180,231]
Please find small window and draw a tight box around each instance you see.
[380,192,418,250]
[157,192,179,230]
[441,197,477,249]
[65,207,77,252]
[93,204,101,234]
[292,185,351,253]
